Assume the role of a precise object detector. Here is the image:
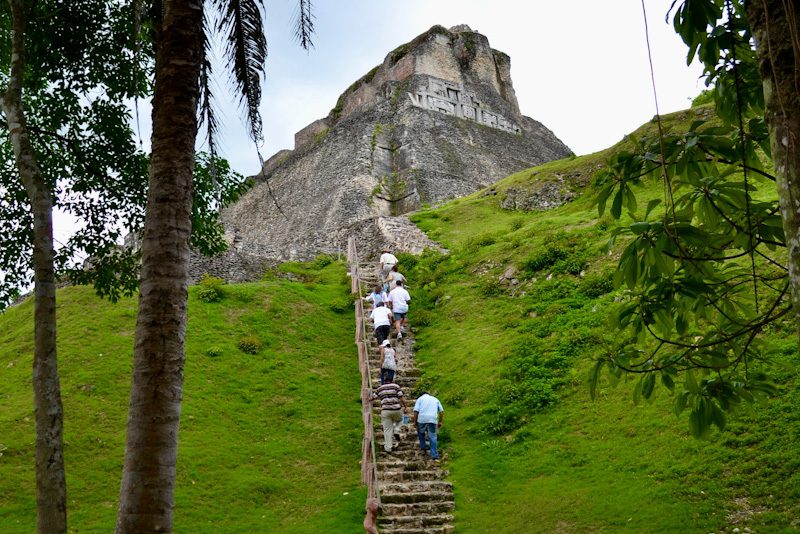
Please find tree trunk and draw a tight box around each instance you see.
[745,0,800,338]
[1,1,67,532]
[115,1,203,532]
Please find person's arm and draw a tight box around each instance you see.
[438,410,444,428]
[412,410,419,426]
[378,346,385,368]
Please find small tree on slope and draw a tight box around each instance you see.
[590,0,800,437]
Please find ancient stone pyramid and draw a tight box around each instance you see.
[199,24,571,279]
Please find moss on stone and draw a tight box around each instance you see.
[312,127,330,144]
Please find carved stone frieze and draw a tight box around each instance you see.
[407,76,521,134]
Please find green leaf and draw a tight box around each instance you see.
[589,359,604,400]
[611,188,624,219]
[597,185,613,216]
[675,391,690,416]
[689,404,710,438]
[625,186,638,214]
[709,401,726,431]
[632,376,643,405]
[623,253,639,290]
[645,198,662,218]
[641,373,656,399]
[685,369,700,394]
[661,371,675,392]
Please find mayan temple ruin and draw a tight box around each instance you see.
[195,24,572,280]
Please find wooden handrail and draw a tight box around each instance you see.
[347,236,382,523]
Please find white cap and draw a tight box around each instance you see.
[381,339,391,347]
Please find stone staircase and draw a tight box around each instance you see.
[358,261,455,534]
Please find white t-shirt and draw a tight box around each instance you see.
[370,306,393,327]
[388,287,411,314]
[382,347,397,370]
[380,252,397,267]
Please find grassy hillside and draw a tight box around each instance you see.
[0,260,364,533]
[2,107,799,533]
[402,109,800,532]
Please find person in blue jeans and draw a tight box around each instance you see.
[413,391,444,461]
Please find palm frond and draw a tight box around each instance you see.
[216,0,267,144]
[199,9,219,166]
[293,0,315,50]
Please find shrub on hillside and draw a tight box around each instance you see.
[413,309,433,327]
[552,257,586,275]
[521,245,568,274]
[237,335,262,354]
[206,347,223,358]
[579,272,614,297]
[197,274,225,302]
[395,252,418,272]
[311,253,334,270]
[479,278,505,297]
[464,233,497,253]
[329,294,354,314]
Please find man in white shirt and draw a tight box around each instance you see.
[379,248,398,282]
[369,302,393,344]
[387,280,411,340]
[413,391,444,461]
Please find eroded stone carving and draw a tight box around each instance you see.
[407,76,521,134]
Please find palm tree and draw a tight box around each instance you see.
[115,0,313,531]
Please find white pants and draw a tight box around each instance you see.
[381,410,403,452]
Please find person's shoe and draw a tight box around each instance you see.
[397,332,403,340]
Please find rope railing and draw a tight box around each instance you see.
[347,236,382,519]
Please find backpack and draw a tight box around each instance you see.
[383,347,397,370]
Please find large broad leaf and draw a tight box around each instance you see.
[611,188,624,219]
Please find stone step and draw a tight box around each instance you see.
[381,491,453,508]
[370,367,421,377]
[378,514,454,530]
[379,526,454,534]
[379,470,445,482]
[381,500,455,516]
[375,442,422,455]
[381,481,453,494]
[376,446,433,458]
[376,457,435,471]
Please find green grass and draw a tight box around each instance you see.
[0,260,365,533]
[404,109,800,532]
[2,107,799,532]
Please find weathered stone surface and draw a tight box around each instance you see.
[500,180,576,211]
[199,24,571,281]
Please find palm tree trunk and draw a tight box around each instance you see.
[115,1,204,531]
[1,1,67,532]
[745,0,800,339]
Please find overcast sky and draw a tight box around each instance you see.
[202,0,705,176]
